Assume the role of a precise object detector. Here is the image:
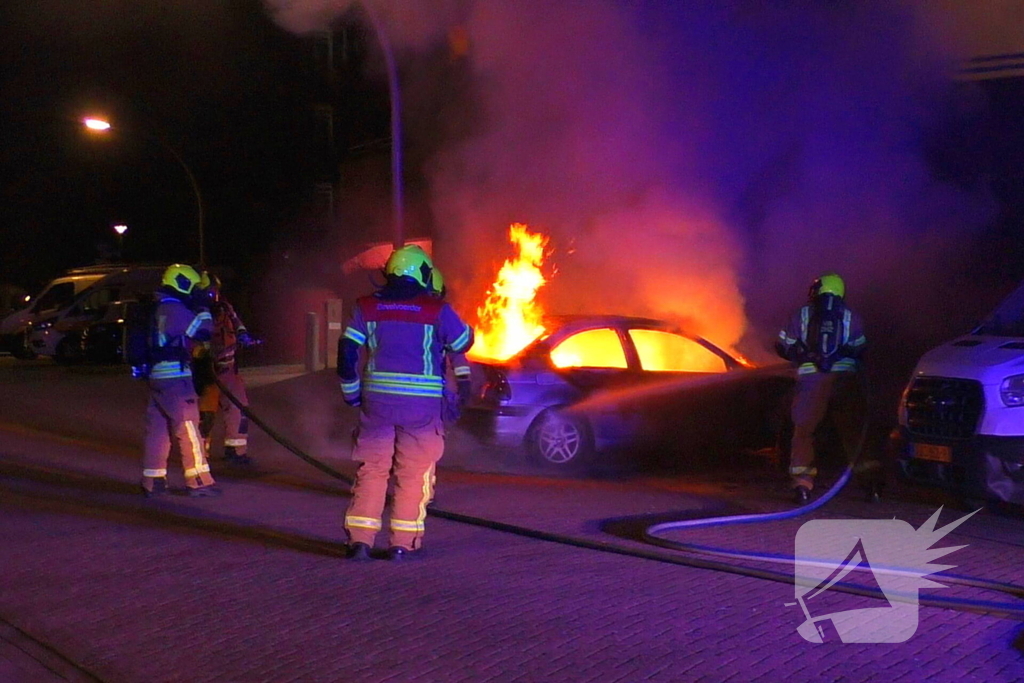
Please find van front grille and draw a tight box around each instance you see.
[904,377,983,440]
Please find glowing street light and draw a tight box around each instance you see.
[83,117,111,131]
[82,115,206,266]
[113,223,128,260]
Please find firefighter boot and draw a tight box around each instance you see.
[143,477,168,498]
[223,446,253,467]
[346,542,372,562]
[793,485,810,505]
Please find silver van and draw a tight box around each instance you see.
[25,266,167,363]
[0,265,123,358]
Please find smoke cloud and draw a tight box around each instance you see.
[262,0,997,372]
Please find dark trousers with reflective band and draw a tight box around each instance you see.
[789,371,868,491]
[143,377,215,491]
[199,367,249,456]
[344,398,445,550]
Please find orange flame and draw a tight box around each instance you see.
[469,224,549,361]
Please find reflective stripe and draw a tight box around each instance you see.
[450,324,472,353]
[797,363,818,375]
[390,518,425,533]
[184,421,207,475]
[423,325,434,377]
[345,516,382,530]
[790,466,818,476]
[842,309,852,345]
[344,327,366,345]
[453,365,471,378]
[799,306,809,343]
[187,310,213,337]
[366,322,378,373]
[225,438,247,447]
[150,361,192,379]
[143,468,167,478]
[417,464,435,525]
[364,371,444,398]
[341,379,361,394]
[184,464,212,478]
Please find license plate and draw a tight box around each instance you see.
[913,443,952,463]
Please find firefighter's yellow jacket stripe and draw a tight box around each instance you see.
[345,515,382,530]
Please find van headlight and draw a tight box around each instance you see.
[1000,374,1024,407]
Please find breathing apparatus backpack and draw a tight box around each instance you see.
[124,298,190,379]
[802,294,848,372]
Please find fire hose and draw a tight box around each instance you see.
[214,375,1024,621]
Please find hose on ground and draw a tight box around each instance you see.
[215,374,1024,620]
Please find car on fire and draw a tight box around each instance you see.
[462,315,794,470]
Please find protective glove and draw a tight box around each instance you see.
[457,378,473,408]
[130,364,150,380]
[238,330,262,347]
[442,388,461,424]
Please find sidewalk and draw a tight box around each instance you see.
[0,365,1022,681]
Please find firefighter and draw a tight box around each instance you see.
[775,273,878,504]
[140,264,221,497]
[193,272,256,466]
[338,245,474,561]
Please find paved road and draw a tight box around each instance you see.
[0,358,1022,682]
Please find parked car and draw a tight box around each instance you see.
[462,315,794,470]
[0,265,123,358]
[25,266,165,364]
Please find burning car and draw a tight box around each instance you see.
[462,314,793,470]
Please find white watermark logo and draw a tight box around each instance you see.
[788,507,977,643]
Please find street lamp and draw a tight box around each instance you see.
[82,116,206,266]
[113,223,128,260]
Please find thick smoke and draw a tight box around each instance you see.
[263,0,996,369]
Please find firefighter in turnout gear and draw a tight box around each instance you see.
[338,245,474,561]
[193,272,256,466]
[142,264,220,497]
[776,273,876,504]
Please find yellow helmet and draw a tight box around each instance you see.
[810,273,845,299]
[431,268,445,296]
[162,264,202,296]
[385,244,434,288]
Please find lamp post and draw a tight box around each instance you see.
[82,117,206,266]
[113,223,128,260]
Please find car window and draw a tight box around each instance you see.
[81,288,117,313]
[628,329,727,373]
[550,328,627,369]
[31,282,76,313]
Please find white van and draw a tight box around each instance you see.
[0,266,123,358]
[897,282,1024,506]
[25,266,166,363]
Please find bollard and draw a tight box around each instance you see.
[305,311,321,373]
[325,299,343,369]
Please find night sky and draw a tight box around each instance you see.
[0,0,359,292]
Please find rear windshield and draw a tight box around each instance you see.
[974,284,1024,336]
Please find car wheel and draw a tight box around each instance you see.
[527,409,594,469]
[55,335,84,365]
[11,332,37,360]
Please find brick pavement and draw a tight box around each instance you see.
[0,363,1022,681]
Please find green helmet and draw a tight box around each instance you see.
[162,264,202,296]
[385,244,434,288]
[810,273,845,299]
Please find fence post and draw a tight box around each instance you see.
[325,299,343,369]
[305,311,321,373]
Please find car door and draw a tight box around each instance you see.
[620,327,758,461]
